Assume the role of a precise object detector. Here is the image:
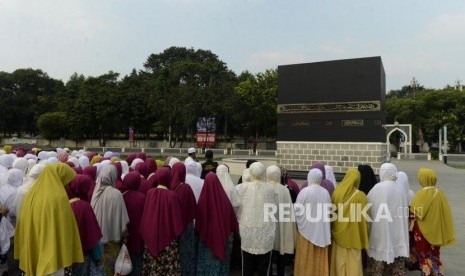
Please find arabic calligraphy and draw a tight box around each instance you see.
[277,101,381,114]
[341,120,364,126]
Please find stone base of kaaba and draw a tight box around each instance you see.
[277,141,387,175]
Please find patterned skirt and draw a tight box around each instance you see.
[294,232,329,276]
[409,221,443,276]
[196,237,232,275]
[142,240,181,276]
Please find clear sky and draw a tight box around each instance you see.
[1,0,464,91]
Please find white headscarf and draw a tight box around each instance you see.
[118,161,129,180]
[266,165,296,254]
[325,165,337,188]
[295,169,331,247]
[13,158,29,175]
[38,151,48,161]
[103,151,114,159]
[71,150,79,157]
[91,165,129,243]
[185,162,204,203]
[13,163,47,219]
[0,165,7,188]
[27,159,37,175]
[0,168,24,211]
[68,157,80,168]
[47,151,57,159]
[249,162,265,182]
[367,163,409,263]
[48,157,58,163]
[397,171,415,204]
[130,158,143,169]
[168,157,180,168]
[380,163,397,182]
[0,155,14,169]
[24,153,38,161]
[241,168,251,183]
[79,156,90,168]
[217,164,240,208]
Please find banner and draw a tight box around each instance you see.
[196,133,216,148]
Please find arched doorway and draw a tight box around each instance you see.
[385,123,412,155]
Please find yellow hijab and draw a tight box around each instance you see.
[2,145,12,154]
[111,156,121,163]
[14,163,83,275]
[410,168,455,246]
[331,168,369,249]
[90,154,102,166]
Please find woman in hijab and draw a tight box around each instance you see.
[14,163,83,275]
[91,164,130,276]
[409,168,455,276]
[280,167,300,199]
[196,172,239,275]
[366,163,409,275]
[236,162,278,276]
[237,159,257,184]
[120,171,146,276]
[266,165,296,276]
[170,162,197,276]
[325,165,337,188]
[216,164,240,209]
[79,155,90,168]
[0,169,23,225]
[11,163,46,220]
[67,174,103,275]
[312,162,334,195]
[185,162,204,202]
[330,168,369,276]
[145,158,158,180]
[140,167,184,275]
[83,165,98,200]
[358,164,378,195]
[294,168,331,276]
[397,171,415,204]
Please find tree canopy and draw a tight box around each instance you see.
[1,47,464,152]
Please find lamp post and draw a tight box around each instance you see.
[411,77,419,101]
[443,124,448,164]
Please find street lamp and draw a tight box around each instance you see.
[411,77,419,100]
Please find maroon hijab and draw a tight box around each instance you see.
[66,174,93,203]
[67,175,102,253]
[170,163,196,230]
[136,152,147,161]
[126,153,137,167]
[73,167,83,175]
[135,162,149,179]
[139,170,159,194]
[140,168,184,257]
[145,158,157,177]
[195,172,239,261]
[82,166,97,200]
[121,171,146,254]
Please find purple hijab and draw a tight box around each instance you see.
[302,161,334,196]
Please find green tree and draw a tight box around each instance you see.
[234,69,277,151]
[37,112,69,140]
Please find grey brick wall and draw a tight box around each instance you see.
[277,141,387,174]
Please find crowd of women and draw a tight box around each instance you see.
[0,145,456,276]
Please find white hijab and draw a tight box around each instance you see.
[13,157,29,175]
[185,162,204,203]
[0,168,24,219]
[397,171,415,204]
[168,157,180,168]
[217,164,240,208]
[68,157,80,168]
[130,158,143,169]
[325,165,337,188]
[266,165,296,254]
[118,161,129,180]
[91,165,129,243]
[295,168,331,247]
[79,156,90,168]
[367,163,409,263]
[13,163,46,219]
